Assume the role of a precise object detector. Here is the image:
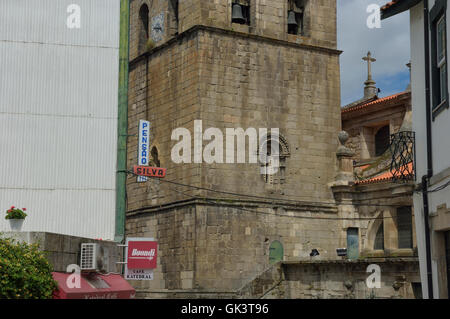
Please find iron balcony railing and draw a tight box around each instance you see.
[389,131,416,182]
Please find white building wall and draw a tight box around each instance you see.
[410,2,429,298]
[0,0,120,240]
[410,0,450,298]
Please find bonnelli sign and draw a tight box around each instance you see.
[125,238,157,281]
[127,241,157,269]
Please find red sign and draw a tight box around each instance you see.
[127,241,158,270]
[133,165,167,178]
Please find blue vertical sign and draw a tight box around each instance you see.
[137,120,150,182]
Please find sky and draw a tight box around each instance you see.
[337,0,411,106]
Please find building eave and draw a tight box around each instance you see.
[381,0,422,20]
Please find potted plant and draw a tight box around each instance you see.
[5,206,27,231]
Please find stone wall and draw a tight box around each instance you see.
[1,232,123,273]
[125,0,348,297]
[129,0,337,61]
[131,259,421,299]
[281,259,421,299]
[126,201,342,293]
[127,27,341,212]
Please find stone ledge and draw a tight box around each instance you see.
[282,257,419,265]
[130,24,342,68]
[126,197,338,218]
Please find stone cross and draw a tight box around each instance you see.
[363,51,376,81]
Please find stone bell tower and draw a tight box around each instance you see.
[126,0,341,297]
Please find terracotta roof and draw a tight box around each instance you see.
[342,91,410,114]
[355,162,413,185]
[381,1,402,11]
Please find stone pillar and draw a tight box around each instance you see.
[329,131,357,250]
[335,131,355,184]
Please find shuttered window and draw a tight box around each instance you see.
[397,207,413,249]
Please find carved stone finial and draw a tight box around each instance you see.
[336,131,354,158]
[338,131,349,146]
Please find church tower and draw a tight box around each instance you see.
[126,0,341,296]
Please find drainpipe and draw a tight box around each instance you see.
[422,0,434,299]
[115,0,130,243]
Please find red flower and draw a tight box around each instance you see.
[10,206,15,209]
[22,208,26,211]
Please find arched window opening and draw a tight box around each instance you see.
[138,4,150,53]
[375,125,390,157]
[261,134,290,186]
[151,146,160,167]
[232,1,250,26]
[269,240,284,265]
[288,0,305,35]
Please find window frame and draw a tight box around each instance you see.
[430,0,449,120]
[374,222,385,251]
[231,0,251,26]
[397,206,413,249]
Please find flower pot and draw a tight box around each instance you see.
[9,219,24,231]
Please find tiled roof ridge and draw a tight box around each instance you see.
[342,91,410,114]
[355,162,413,185]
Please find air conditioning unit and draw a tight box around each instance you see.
[80,243,109,272]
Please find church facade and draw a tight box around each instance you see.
[125,1,419,298]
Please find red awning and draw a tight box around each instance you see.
[52,272,135,299]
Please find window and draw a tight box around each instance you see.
[437,16,447,104]
[261,135,289,186]
[374,125,390,157]
[347,228,359,260]
[374,222,384,251]
[288,0,305,36]
[397,206,413,249]
[430,0,449,117]
[151,147,160,167]
[232,1,250,26]
[168,0,179,37]
[138,4,150,53]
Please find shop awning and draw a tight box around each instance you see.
[52,272,135,299]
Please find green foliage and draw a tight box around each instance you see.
[5,206,27,220]
[0,237,57,299]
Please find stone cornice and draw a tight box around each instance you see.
[130,24,342,68]
[126,197,338,218]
